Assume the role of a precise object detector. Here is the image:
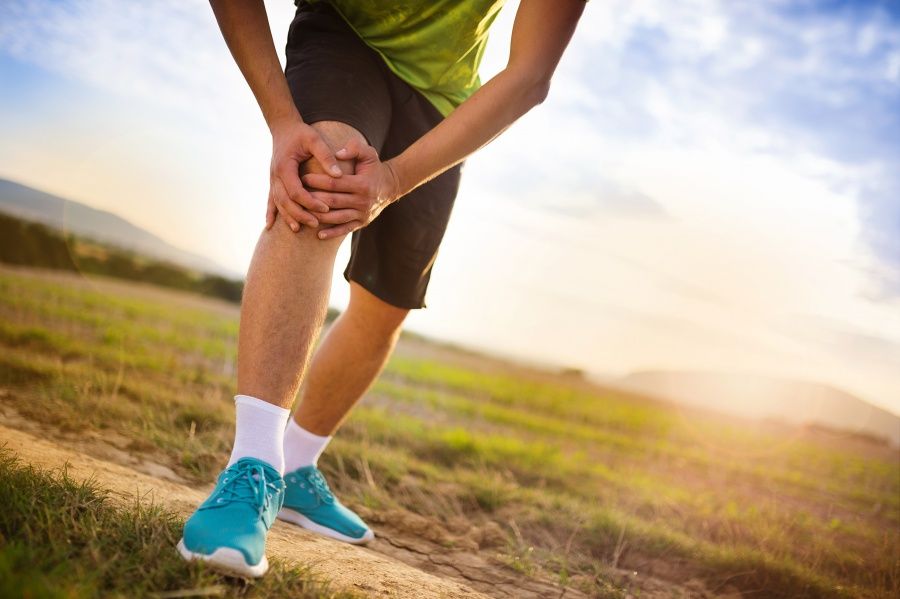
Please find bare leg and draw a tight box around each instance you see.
[236,121,367,409]
[293,281,409,435]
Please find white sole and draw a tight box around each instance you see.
[177,538,268,578]
[277,507,375,545]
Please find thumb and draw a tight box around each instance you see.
[309,133,343,178]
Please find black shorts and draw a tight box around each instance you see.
[284,1,462,309]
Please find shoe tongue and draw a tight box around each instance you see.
[235,457,276,475]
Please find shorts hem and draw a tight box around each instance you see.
[342,270,427,310]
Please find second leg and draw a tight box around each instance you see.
[292,281,409,437]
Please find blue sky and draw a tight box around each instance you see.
[1,0,899,415]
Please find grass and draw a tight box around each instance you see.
[0,451,357,598]
[1,265,898,598]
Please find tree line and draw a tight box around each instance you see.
[0,212,244,303]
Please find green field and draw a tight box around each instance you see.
[1,265,898,598]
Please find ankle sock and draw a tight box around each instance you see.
[227,394,290,474]
[283,418,332,472]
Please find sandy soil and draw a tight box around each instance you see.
[1,421,496,598]
[1,412,608,598]
[1,414,740,599]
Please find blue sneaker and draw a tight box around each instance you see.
[177,457,285,578]
[277,465,374,544]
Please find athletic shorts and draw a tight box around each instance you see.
[284,0,463,309]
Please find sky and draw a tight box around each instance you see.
[1,0,899,415]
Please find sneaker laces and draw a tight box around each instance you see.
[216,462,281,516]
[306,468,335,505]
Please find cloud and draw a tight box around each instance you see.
[0,0,297,131]
[0,1,221,108]
[577,181,669,219]
[577,1,900,281]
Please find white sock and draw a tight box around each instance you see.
[227,394,291,474]
[283,418,332,472]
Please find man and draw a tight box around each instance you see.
[178,0,585,577]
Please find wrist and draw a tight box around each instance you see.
[266,107,302,134]
[385,155,412,199]
[381,159,401,203]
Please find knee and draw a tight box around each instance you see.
[295,121,368,242]
[300,121,367,177]
[261,213,339,254]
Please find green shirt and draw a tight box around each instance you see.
[322,0,506,116]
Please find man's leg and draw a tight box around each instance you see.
[294,281,408,436]
[278,281,406,544]
[281,282,406,471]
[237,122,365,410]
[223,120,364,474]
[179,121,367,574]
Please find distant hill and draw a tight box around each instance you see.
[0,178,235,277]
[0,211,245,303]
[618,371,900,445]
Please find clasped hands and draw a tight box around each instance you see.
[266,120,401,240]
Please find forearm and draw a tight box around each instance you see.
[210,0,299,130]
[387,69,547,196]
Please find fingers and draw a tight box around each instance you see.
[309,133,344,177]
[302,173,366,194]
[318,221,362,240]
[309,190,364,210]
[278,165,329,214]
[274,197,301,231]
[316,209,361,225]
[273,180,318,231]
[274,196,300,232]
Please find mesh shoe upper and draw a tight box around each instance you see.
[282,465,371,540]
[182,457,285,566]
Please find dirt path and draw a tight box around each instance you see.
[0,398,724,599]
[1,423,495,598]
[2,420,596,598]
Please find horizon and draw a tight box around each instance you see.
[2,0,900,416]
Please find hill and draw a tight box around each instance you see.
[0,178,233,277]
[0,211,245,303]
[618,370,900,445]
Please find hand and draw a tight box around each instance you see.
[266,119,343,232]
[300,137,402,240]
